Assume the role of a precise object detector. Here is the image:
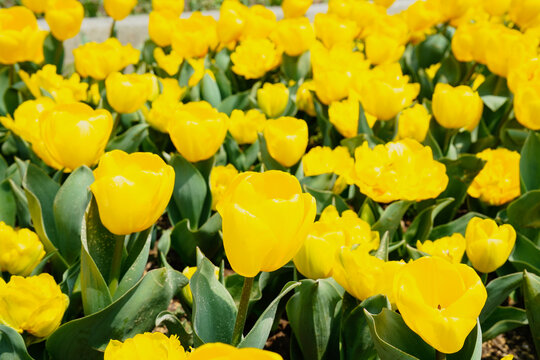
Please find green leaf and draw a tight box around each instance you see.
[434,54,463,86]
[357,102,374,136]
[106,123,149,153]
[406,244,429,260]
[523,270,540,359]
[509,234,540,275]
[374,232,390,261]
[201,73,222,107]
[404,198,454,243]
[430,212,487,239]
[191,257,237,345]
[46,268,187,359]
[115,230,152,299]
[372,201,412,240]
[416,34,449,68]
[53,166,94,265]
[282,52,311,81]
[364,308,435,360]
[507,190,540,229]
[480,272,523,323]
[481,95,508,112]
[8,179,31,228]
[303,186,349,214]
[258,133,287,171]
[0,325,34,360]
[167,154,208,228]
[218,91,250,116]
[240,281,301,349]
[0,179,15,226]
[520,131,540,192]
[482,306,528,341]
[155,311,193,348]
[286,279,343,360]
[225,273,264,307]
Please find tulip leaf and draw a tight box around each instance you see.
[374,231,390,261]
[201,73,222,107]
[46,268,187,359]
[106,123,149,153]
[168,154,208,228]
[0,325,34,360]
[404,198,454,244]
[372,200,412,241]
[286,278,344,360]
[447,321,482,360]
[523,270,540,359]
[282,52,311,81]
[364,308,435,360]
[53,166,94,265]
[482,306,528,341]
[8,179,31,228]
[520,131,540,192]
[406,244,429,260]
[507,190,540,229]
[191,257,238,345]
[434,53,464,86]
[480,272,523,323]
[357,102,374,137]
[218,91,250,116]
[155,311,193,348]
[429,212,487,239]
[0,179,15,226]
[225,273,265,307]
[240,280,301,349]
[304,186,349,215]
[258,133,287,171]
[416,33,449,69]
[509,234,540,275]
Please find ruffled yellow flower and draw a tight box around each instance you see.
[394,256,487,354]
[152,0,184,16]
[353,139,448,203]
[397,104,431,142]
[257,83,290,118]
[263,117,308,167]
[514,80,540,130]
[210,164,239,211]
[241,5,277,41]
[147,95,179,133]
[231,38,282,80]
[432,83,483,131]
[0,274,69,338]
[271,17,315,57]
[228,109,266,145]
[302,146,354,179]
[104,332,187,360]
[153,48,183,76]
[189,343,283,359]
[44,0,84,41]
[216,171,316,278]
[282,0,312,18]
[171,12,218,59]
[468,148,520,206]
[416,233,466,264]
[0,222,44,276]
[106,72,152,114]
[104,0,137,21]
[148,10,180,47]
[314,13,358,49]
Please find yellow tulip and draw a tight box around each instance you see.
[434,0,474,21]
[353,139,448,203]
[228,109,266,145]
[0,222,44,276]
[0,274,69,338]
[296,80,316,116]
[432,83,483,131]
[397,104,431,142]
[231,38,282,80]
[0,7,48,65]
[365,33,405,65]
[294,205,379,279]
[333,246,404,303]
[189,343,283,360]
[394,256,487,354]
[263,117,308,167]
[153,48,182,76]
[104,0,137,21]
[210,164,239,211]
[106,72,152,114]
[216,171,316,278]
[159,77,185,101]
[314,13,358,49]
[105,333,187,360]
[90,150,175,235]
[271,17,315,57]
[514,81,540,130]
[40,103,113,171]
[73,38,140,80]
[313,69,350,105]
[282,0,312,18]
[465,217,516,274]
[241,5,277,41]
[88,83,101,106]
[152,0,184,16]
[148,10,180,47]
[44,0,84,41]
[302,146,353,178]
[468,148,520,206]
[147,94,179,133]
[374,0,396,8]
[509,0,540,30]
[329,97,376,138]
[400,0,441,41]
[168,101,228,163]
[171,12,218,59]
[21,0,49,13]
[416,233,466,264]
[217,1,247,45]
[257,83,290,118]
[480,0,511,16]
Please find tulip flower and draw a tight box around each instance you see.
[0,7,48,65]
[282,0,312,18]
[0,274,69,338]
[241,5,277,41]
[90,150,175,236]
[432,83,483,131]
[171,12,218,59]
[106,72,152,114]
[263,117,308,167]
[231,39,282,80]
[217,0,248,45]
[147,94,180,133]
[329,97,376,138]
[271,17,315,57]
[189,343,283,359]
[45,0,84,41]
[148,10,180,47]
[397,104,431,142]
[0,222,45,276]
[21,0,49,13]
[416,233,466,264]
[105,333,187,360]
[152,0,184,16]
[480,0,511,16]
[314,13,358,49]
[228,109,266,145]
[509,0,540,29]
[217,170,316,278]
[257,83,290,118]
[104,0,137,21]
[294,205,379,279]
[296,80,316,116]
[302,146,354,178]
[374,0,396,8]
[465,217,516,274]
[210,164,239,210]
[468,148,521,205]
[514,81,540,130]
[394,257,487,354]
[153,48,182,76]
[168,101,229,163]
[365,33,405,66]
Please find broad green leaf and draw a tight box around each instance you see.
[482,306,528,341]
[481,95,508,112]
[480,272,523,323]
[201,73,222,107]
[106,123,149,153]
[8,179,31,228]
[0,179,15,226]
[404,198,454,243]
[520,131,540,192]
[0,325,34,360]
[46,268,187,360]
[114,229,152,299]
[282,52,311,81]
[155,311,193,348]
[191,257,237,345]
[416,33,449,68]
[374,232,390,261]
[509,234,540,275]
[507,190,540,229]
[523,270,540,359]
[357,102,373,136]
[218,91,250,116]
[372,200,412,240]
[304,186,349,215]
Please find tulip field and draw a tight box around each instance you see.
[1,0,540,359]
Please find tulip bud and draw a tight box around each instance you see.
[282,0,312,18]
[45,0,84,41]
[104,0,137,21]
[465,217,516,274]
[152,0,184,16]
[0,222,45,276]
[106,72,152,114]
[0,274,69,338]
[257,83,290,118]
[231,38,282,80]
[263,117,308,167]
[329,97,376,138]
[397,104,431,142]
[228,109,266,145]
[148,10,180,47]
[105,332,187,360]
[271,17,315,57]
[216,171,316,278]
[171,12,218,59]
[296,80,316,116]
[394,257,487,354]
[432,83,483,131]
[514,81,540,130]
[22,0,49,13]
[90,150,175,235]
[416,233,466,264]
[189,343,283,359]
[210,164,239,210]
[168,101,229,163]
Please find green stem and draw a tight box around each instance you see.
[8,65,15,86]
[108,236,124,295]
[461,62,478,85]
[493,76,505,96]
[109,20,116,38]
[231,276,254,346]
[436,350,447,360]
